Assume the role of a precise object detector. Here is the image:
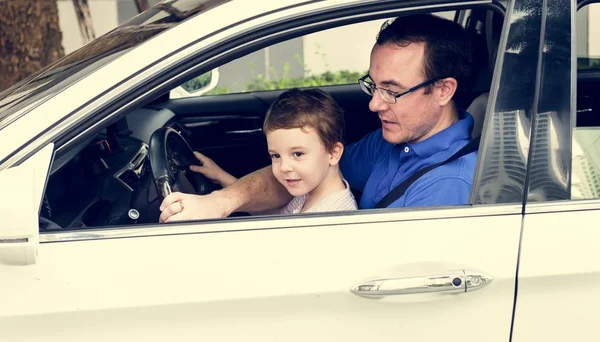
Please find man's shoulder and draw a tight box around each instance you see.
[398,146,477,207]
[430,159,476,184]
[426,148,478,183]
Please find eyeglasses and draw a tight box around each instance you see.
[358,74,443,104]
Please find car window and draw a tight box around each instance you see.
[38,8,498,232]
[173,11,456,98]
[573,3,600,200]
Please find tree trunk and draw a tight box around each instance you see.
[0,0,65,92]
[134,0,150,13]
[72,0,96,44]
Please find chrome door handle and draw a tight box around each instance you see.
[350,270,492,299]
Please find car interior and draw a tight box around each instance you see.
[39,6,514,231]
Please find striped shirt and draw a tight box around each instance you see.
[279,179,358,214]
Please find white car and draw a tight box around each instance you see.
[0,0,597,341]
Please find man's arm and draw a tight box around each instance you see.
[159,166,292,223]
[222,166,292,214]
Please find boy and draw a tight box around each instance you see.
[190,88,357,214]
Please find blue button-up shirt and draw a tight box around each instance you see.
[340,111,477,209]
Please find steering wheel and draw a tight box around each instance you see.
[148,127,213,198]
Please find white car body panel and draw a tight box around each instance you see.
[0,144,53,265]
[512,201,600,341]
[1,205,520,341]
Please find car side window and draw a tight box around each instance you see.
[171,11,456,99]
[573,3,600,200]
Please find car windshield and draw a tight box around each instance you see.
[0,0,230,129]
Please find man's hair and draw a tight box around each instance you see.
[263,88,345,152]
[377,14,474,93]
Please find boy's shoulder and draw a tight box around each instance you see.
[279,195,308,215]
[307,182,358,213]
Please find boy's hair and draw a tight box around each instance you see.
[263,88,345,152]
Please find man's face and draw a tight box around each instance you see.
[368,42,443,144]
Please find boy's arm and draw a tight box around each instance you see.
[159,166,292,222]
[189,152,237,188]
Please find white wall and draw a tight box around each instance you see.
[57,0,119,54]
[588,4,600,57]
[302,12,456,76]
[302,20,387,75]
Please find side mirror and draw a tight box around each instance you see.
[0,144,53,265]
[170,69,220,99]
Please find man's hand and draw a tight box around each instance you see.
[159,166,291,223]
[159,191,232,223]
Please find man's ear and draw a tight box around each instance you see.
[436,77,458,106]
[329,142,344,166]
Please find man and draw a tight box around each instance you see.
[159,14,477,223]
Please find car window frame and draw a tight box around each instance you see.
[17,0,520,242]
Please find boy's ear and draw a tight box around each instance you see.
[329,142,344,166]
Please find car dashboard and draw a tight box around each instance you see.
[40,125,154,230]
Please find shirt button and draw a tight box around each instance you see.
[404,147,410,153]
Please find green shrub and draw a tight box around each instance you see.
[206,59,365,95]
[181,71,212,92]
[246,61,363,91]
[246,70,363,91]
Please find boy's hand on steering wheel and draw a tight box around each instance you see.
[189,152,238,188]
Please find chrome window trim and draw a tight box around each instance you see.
[525,198,600,213]
[40,203,522,243]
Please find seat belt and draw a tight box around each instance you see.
[374,136,481,209]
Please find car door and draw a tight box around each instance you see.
[511,0,600,340]
[0,206,521,341]
[0,0,534,341]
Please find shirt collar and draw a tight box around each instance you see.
[407,110,474,159]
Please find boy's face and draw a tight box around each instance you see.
[266,126,335,198]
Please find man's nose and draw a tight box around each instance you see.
[368,90,390,113]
